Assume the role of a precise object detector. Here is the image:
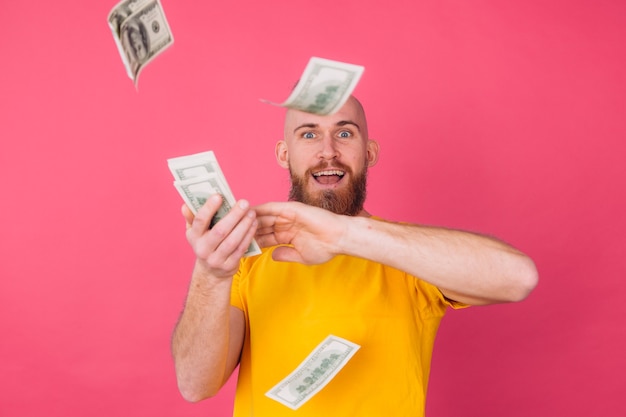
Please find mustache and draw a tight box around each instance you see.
[305,160,353,176]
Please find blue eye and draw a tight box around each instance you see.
[303,132,315,139]
[338,130,351,138]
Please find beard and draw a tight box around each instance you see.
[288,161,368,216]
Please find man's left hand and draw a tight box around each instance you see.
[254,201,348,264]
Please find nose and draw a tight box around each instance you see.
[318,134,339,160]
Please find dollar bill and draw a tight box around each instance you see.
[167,151,261,258]
[167,151,227,183]
[265,335,360,410]
[108,0,174,85]
[262,57,365,115]
[108,0,151,37]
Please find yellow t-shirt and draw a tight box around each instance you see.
[230,246,463,416]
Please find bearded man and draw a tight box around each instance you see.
[171,96,538,416]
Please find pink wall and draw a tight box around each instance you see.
[1,0,624,415]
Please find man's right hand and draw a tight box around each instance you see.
[174,194,250,401]
[183,194,258,279]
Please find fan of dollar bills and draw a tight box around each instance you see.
[167,151,262,258]
[108,0,174,85]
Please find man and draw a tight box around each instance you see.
[171,96,538,415]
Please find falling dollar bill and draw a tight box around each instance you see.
[262,57,365,115]
[108,0,150,37]
[167,151,261,258]
[108,0,174,85]
[265,335,360,410]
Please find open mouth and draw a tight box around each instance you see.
[312,169,345,185]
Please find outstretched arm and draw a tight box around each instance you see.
[254,201,537,305]
[171,195,256,402]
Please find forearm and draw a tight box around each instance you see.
[171,261,238,401]
[254,201,537,304]
[341,216,538,305]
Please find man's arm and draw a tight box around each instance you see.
[171,195,256,402]
[254,201,537,305]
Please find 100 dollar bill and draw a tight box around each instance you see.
[173,174,234,228]
[167,151,261,258]
[167,150,227,182]
[262,57,365,115]
[266,335,360,410]
[108,0,174,85]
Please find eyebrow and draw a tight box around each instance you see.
[293,120,361,134]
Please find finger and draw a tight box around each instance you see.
[254,231,279,248]
[252,202,277,217]
[255,202,304,232]
[254,214,278,231]
[231,216,260,259]
[272,246,302,263]
[254,221,280,236]
[190,194,223,235]
[197,199,255,257]
[254,202,294,219]
[205,207,257,267]
[181,204,194,229]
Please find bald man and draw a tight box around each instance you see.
[171,96,538,416]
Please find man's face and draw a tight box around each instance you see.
[276,97,379,216]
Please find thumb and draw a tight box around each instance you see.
[271,246,302,263]
[181,204,194,227]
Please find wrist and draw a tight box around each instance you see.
[335,215,368,257]
[192,259,235,290]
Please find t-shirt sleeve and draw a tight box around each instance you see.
[440,291,471,310]
[230,260,246,311]
[414,277,470,317]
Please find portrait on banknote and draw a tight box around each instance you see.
[121,20,149,77]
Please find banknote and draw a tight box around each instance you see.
[167,151,261,258]
[262,57,365,115]
[173,174,234,229]
[108,0,174,84]
[167,151,226,183]
[265,335,360,410]
[107,0,150,37]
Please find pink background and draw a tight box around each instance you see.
[1,0,624,416]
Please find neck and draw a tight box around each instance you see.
[356,208,371,217]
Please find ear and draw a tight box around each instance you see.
[275,140,290,169]
[366,139,380,167]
